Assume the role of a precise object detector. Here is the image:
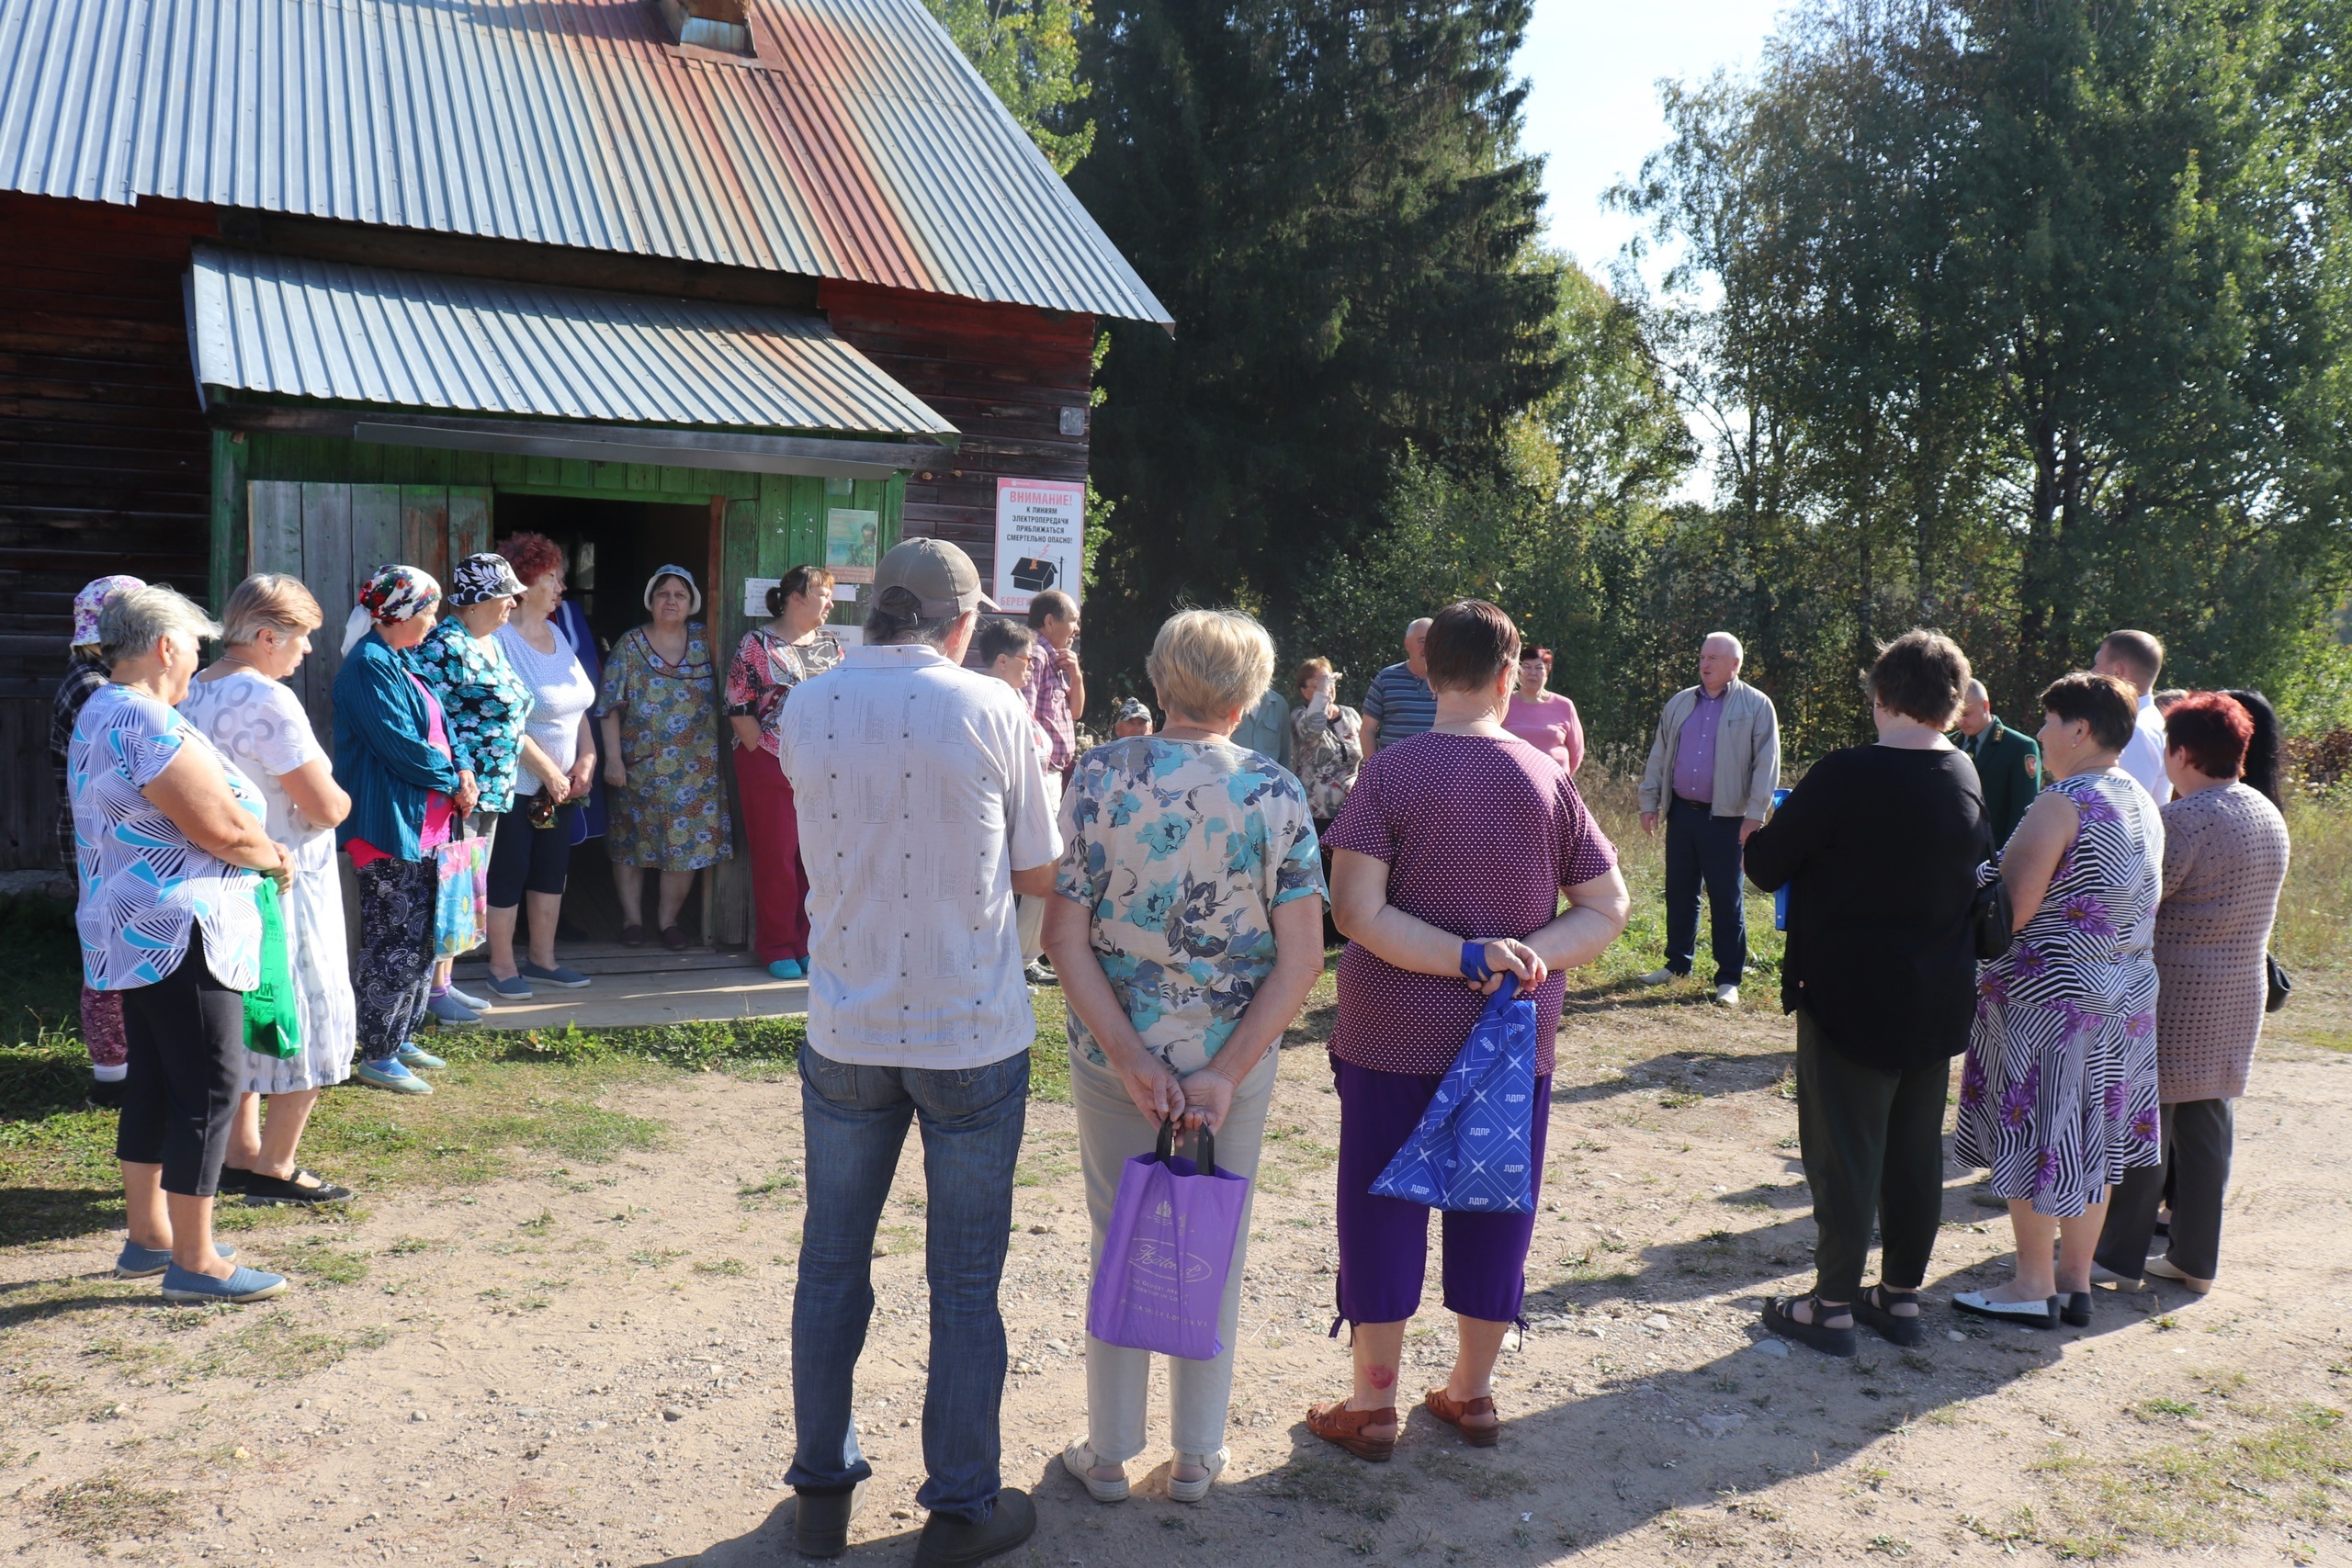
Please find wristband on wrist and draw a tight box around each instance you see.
[1460,942,1493,982]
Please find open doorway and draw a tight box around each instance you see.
[491,493,722,945]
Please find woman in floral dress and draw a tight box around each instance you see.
[598,566,730,947]
[1953,671,2163,1331]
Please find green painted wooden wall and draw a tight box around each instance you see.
[211,428,904,951]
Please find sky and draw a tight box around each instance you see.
[1514,0,1791,284]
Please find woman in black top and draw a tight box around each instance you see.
[1743,630,1994,1356]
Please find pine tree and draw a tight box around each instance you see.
[1068,0,1566,677]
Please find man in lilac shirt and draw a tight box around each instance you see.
[1634,633,1781,1005]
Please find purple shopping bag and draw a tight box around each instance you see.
[1085,1119,1250,1360]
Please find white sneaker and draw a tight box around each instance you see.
[1713,984,1739,1007]
[1635,968,1681,987]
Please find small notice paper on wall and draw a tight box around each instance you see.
[743,578,780,617]
[993,478,1084,615]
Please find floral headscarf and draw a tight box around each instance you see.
[447,553,525,607]
[342,564,442,654]
[72,575,146,649]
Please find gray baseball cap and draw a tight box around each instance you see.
[874,537,1000,618]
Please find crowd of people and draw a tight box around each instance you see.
[49,531,2293,1564]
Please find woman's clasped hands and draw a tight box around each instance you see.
[1468,937,1547,995]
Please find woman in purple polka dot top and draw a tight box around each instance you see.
[1306,600,1631,1460]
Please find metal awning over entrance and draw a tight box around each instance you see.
[187,245,958,478]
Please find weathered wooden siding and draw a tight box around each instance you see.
[0,192,219,870]
[817,281,1093,586]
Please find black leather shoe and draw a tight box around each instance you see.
[911,1488,1036,1567]
[793,1480,866,1559]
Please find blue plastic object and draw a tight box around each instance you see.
[1770,787,1792,931]
[1368,976,1539,1213]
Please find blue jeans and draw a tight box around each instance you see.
[1664,796,1747,986]
[786,1044,1030,1521]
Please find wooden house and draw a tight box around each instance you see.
[0,0,1168,942]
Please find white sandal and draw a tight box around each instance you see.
[1061,1440,1129,1503]
[1167,1447,1228,1504]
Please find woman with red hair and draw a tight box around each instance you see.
[479,532,600,1001]
[1501,647,1583,775]
[2092,691,2290,1294]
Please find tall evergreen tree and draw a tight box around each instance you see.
[1068,0,1566,680]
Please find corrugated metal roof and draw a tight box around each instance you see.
[0,0,1170,324]
[187,243,959,437]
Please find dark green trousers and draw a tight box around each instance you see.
[1794,1010,1952,1301]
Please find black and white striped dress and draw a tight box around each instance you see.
[1954,768,2164,1217]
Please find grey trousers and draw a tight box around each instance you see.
[2094,1099,2234,1281]
[1070,1041,1277,1463]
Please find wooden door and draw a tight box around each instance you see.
[245,481,492,745]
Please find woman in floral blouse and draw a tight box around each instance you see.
[725,564,840,979]
[406,553,572,1023]
[1287,657,1362,943]
[1045,609,1328,1508]
[599,567,730,948]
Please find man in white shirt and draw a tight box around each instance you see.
[775,538,1060,1567]
[2093,628,2171,804]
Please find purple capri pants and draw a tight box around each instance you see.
[1330,1054,1551,1328]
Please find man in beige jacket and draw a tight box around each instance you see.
[1635,633,1781,1005]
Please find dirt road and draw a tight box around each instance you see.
[5,998,2349,1565]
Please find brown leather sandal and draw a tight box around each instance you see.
[1423,1387,1500,1448]
[1306,1402,1397,1461]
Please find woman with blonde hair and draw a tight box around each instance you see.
[181,574,357,1201]
[1047,609,1329,1505]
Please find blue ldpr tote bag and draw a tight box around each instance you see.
[1369,975,1539,1213]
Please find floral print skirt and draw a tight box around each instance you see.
[1952,981,2160,1219]
[606,742,731,873]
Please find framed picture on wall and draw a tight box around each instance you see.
[825,508,879,583]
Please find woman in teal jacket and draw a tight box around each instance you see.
[332,567,476,1095]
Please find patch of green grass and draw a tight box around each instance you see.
[738,1168,799,1208]
[1265,1456,1409,1521]
[270,1238,371,1285]
[2133,1396,2200,1420]
[2030,1402,2352,1553]
[1414,1450,1533,1500]
[80,1337,176,1382]
[693,1257,748,1277]
[2274,795,2352,973]
[40,1471,187,1546]
[628,1247,689,1269]
[187,1317,391,1382]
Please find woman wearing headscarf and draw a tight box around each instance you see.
[408,551,581,1018]
[333,566,477,1096]
[179,574,357,1203]
[478,533,598,998]
[725,564,840,979]
[51,574,144,1109]
[72,584,293,1302]
[597,566,730,948]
